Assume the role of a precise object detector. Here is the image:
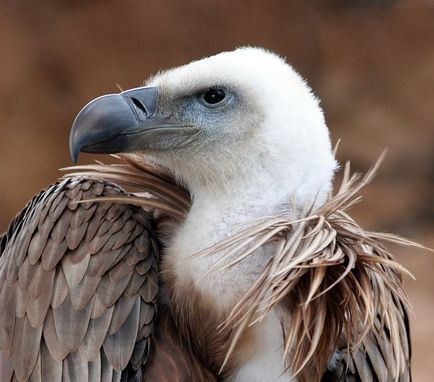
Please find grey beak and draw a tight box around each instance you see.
[69,86,194,163]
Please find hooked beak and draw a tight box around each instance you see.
[69,86,196,163]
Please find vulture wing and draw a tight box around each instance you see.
[0,177,215,382]
[322,300,411,382]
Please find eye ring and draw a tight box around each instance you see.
[202,87,226,105]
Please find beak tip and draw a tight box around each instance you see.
[69,128,80,164]
[70,147,79,165]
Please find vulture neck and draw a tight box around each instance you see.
[167,170,301,380]
[172,166,309,305]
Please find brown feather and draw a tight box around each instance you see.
[87,352,101,381]
[0,177,162,380]
[79,305,114,362]
[141,305,217,382]
[28,351,42,382]
[103,298,140,371]
[41,238,68,271]
[40,341,62,381]
[0,347,14,381]
[108,295,138,335]
[50,268,69,309]
[62,352,88,381]
[43,310,69,361]
[61,251,90,289]
[53,294,94,353]
[11,316,42,381]
[69,273,101,310]
[26,270,54,327]
[0,284,16,354]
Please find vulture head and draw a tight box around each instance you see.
[70,47,337,211]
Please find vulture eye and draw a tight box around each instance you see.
[202,87,226,105]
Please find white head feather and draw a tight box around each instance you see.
[148,47,337,214]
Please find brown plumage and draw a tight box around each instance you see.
[0,175,212,381]
[142,305,217,382]
[0,153,426,381]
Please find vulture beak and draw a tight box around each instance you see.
[69,86,195,163]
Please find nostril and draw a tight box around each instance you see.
[131,97,148,116]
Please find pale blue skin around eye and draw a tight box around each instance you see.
[174,89,240,138]
[145,86,245,154]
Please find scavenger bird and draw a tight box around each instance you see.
[0,47,416,381]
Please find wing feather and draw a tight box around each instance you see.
[11,316,42,381]
[65,222,88,250]
[64,352,89,382]
[108,295,138,336]
[88,351,101,382]
[26,270,54,327]
[0,283,16,353]
[43,310,69,361]
[41,238,68,271]
[50,268,69,309]
[0,178,159,381]
[79,305,114,362]
[0,344,14,381]
[324,305,411,381]
[103,298,141,371]
[40,341,62,381]
[61,251,90,289]
[53,294,94,353]
[100,350,114,381]
[28,351,42,382]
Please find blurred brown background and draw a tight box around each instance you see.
[0,1,433,379]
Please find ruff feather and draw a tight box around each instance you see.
[63,151,428,379]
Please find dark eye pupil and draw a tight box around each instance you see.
[203,88,225,104]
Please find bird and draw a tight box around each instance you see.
[0,47,418,381]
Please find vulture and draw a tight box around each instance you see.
[0,47,424,381]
